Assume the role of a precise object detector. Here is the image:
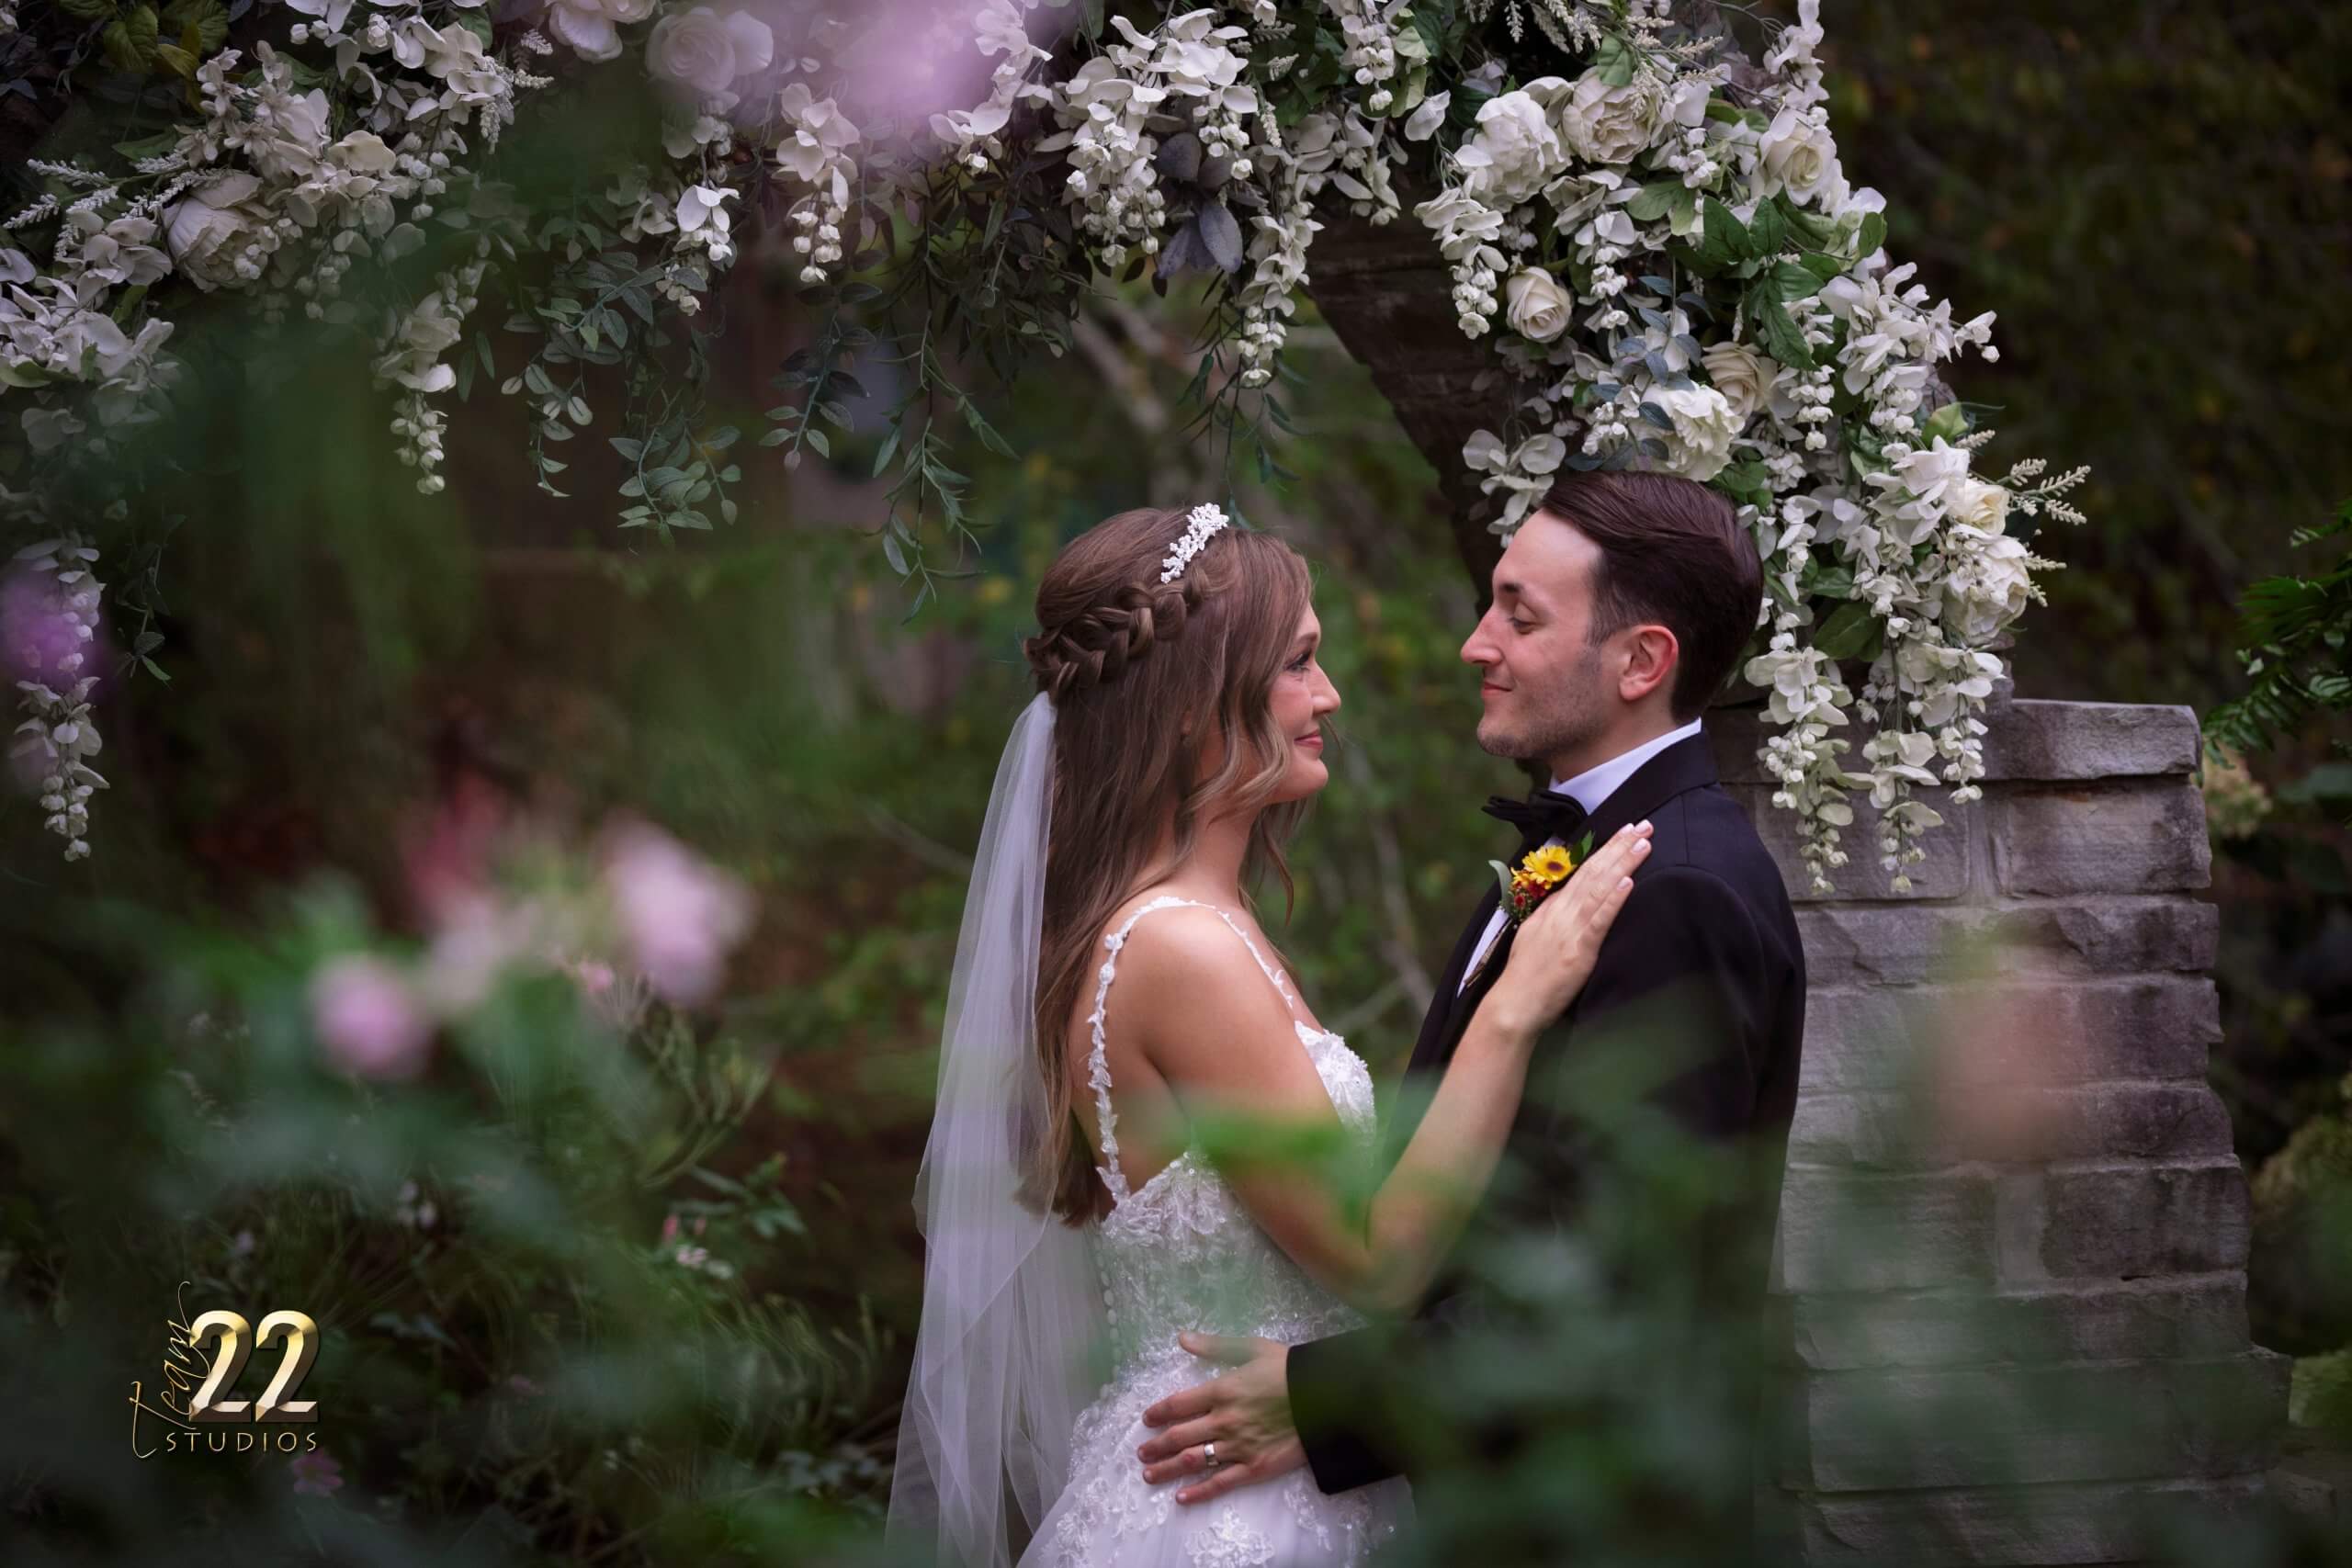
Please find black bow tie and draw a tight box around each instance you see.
[1482,788,1589,855]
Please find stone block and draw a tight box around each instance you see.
[1799,976,2221,1093]
[1777,1169,1996,1292]
[1777,1473,2270,1565]
[1729,782,1976,904]
[1991,782,2211,896]
[1791,1083,2232,1168]
[1772,1276,2251,1371]
[1793,897,2218,988]
[1776,1350,2290,1491]
[1981,700,2202,782]
[2029,1161,2251,1280]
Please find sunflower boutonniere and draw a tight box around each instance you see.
[1490,833,1596,926]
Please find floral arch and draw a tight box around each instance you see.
[2,0,2085,884]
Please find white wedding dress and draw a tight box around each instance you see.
[1021,897,1412,1568]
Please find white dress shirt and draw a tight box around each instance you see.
[1456,716,1705,992]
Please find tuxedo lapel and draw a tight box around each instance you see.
[1431,734,1721,1066]
[1406,881,1501,1080]
[1575,731,1718,848]
[1388,734,1726,1154]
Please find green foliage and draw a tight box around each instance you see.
[2207,500,2352,784]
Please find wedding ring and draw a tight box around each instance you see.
[1201,1441,1218,1468]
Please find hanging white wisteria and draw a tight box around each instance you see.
[0,1,2084,883]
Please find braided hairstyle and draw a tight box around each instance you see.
[1022,506,1315,1223]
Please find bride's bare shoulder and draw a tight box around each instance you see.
[1098,898,1288,1038]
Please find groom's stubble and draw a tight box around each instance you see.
[1475,632,1613,775]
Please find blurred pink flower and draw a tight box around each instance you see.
[417,890,538,1016]
[506,1373,540,1397]
[308,956,432,1081]
[601,821,754,1006]
[289,1449,344,1496]
[661,1213,680,1244]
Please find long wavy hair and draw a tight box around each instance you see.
[1020,507,1315,1223]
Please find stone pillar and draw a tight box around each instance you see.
[1706,692,2291,1564]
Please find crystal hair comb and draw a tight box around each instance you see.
[1158,502,1231,585]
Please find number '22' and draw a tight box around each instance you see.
[187,1310,322,1424]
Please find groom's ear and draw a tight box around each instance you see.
[1616,624,1680,705]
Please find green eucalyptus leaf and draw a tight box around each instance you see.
[1773,260,1828,300]
[1694,197,1748,271]
[1625,182,1686,223]
[1591,35,1637,88]
[101,5,162,72]
[1923,401,1971,444]
[160,0,225,53]
[1796,251,1847,287]
[1811,600,1883,661]
[1748,288,1816,372]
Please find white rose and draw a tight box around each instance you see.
[1700,341,1778,425]
[1555,69,1665,166]
[1501,267,1571,343]
[646,6,773,106]
[1951,477,2011,535]
[1646,382,1741,482]
[1454,84,1566,207]
[1943,531,2032,643]
[544,0,656,63]
[162,174,263,291]
[1755,106,1843,208]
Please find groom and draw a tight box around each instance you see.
[1135,469,1806,1524]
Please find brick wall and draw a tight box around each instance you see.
[1708,692,2290,1564]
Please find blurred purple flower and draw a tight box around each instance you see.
[1,550,107,687]
[601,821,754,1006]
[289,1449,344,1496]
[308,955,432,1080]
[766,0,1058,130]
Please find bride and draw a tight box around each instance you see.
[887,503,1651,1566]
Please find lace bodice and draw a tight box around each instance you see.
[1082,897,1384,1381]
[1025,896,1404,1568]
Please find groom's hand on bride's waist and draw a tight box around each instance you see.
[1136,1332,1306,1503]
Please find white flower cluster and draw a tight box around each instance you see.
[1230,115,1322,388]
[378,258,488,493]
[930,0,1060,172]
[6,535,108,862]
[1326,0,1410,116]
[1043,10,1257,272]
[776,84,863,286]
[1408,0,2085,887]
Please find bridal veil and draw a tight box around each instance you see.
[888,694,1107,1568]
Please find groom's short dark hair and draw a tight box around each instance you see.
[1534,471,1762,721]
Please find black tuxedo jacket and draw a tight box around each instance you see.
[1286,731,1805,1495]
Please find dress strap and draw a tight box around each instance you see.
[1084,895,1299,1206]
